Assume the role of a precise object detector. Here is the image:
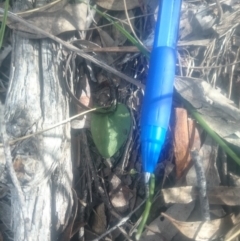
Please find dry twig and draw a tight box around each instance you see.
[0,9,144,89]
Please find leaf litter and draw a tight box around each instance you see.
[2,0,240,241]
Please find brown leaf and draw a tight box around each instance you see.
[91,203,107,235]
[162,186,240,206]
[96,0,139,11]
[140,203,195,241]
[162,212,233,241]
[97,28,115,48]
[109,175,133,213]
[173,108,201,178]
[224,221,240,241]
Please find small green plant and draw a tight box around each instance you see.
[91,103,131,158]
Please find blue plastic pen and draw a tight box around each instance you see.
[141,0,182,182]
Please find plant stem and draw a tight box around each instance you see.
[0,0,9,48]
[135,174,155,240]
[184,99,240,166]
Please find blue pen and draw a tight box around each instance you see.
[141,0,182,182]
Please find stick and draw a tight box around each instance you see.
[191,149,210,221]
[0,9,144,89]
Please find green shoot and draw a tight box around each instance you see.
[135,174,155,240]
[0,0,9,48]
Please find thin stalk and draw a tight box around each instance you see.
[135,174,155,240]
[0,0,9,48]
[184,99,240,166]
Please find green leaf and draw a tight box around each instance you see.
[91,103,131,158]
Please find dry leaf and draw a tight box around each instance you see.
[174,108,201,178]
[97,28,115,47]
[162,212,233,241]
[91,203,107,235]
[109,174,133,213]
[8,3,88,37]
[224,222,240,241]
[229,172,240,186]
[71,69,92,129]
[162,186,240,206]
[96,0,139,10]
[140,203,195,241]
[175,76,240,147]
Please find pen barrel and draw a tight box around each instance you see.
[140,0,182,173]
[141,47,175,173]
[154,0,182,48]
[141,46,175,132]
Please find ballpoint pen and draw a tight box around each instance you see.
[141,0,182,182]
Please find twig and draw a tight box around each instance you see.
[0,9,144,89]
[220,148,228,186]
[91,199,146,241]
[176,60,240,69]
[0,107,98,147]
[81,12,154,31]
[228,47,240,99]
[123,0,147,50]
[215,0,223,24]
[4,0,66,18]
[115,124,133,175]
[191,149,210,221]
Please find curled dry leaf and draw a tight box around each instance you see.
[174,108,201,178]
[96,0,139,11]
[162,186,240,206]
[162,212,233,241]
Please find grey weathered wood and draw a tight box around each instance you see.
[1,32,73,241]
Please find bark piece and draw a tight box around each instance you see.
[3,33,73,241]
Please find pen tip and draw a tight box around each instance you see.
[141,141,162,173]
